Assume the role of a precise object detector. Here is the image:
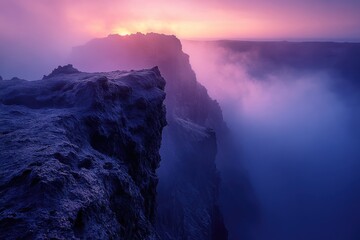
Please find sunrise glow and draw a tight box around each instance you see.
[2,0,358,43]
[113,27,132,36]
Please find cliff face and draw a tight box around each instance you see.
[70,33,228,239]
[71,33,225,129]
[157,118,227,239]
[0,65,166,239]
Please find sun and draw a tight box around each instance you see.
[113,27,131,36]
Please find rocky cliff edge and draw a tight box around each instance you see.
[0,65,166,239]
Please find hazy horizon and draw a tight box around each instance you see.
[1,33,360,80]
[1,0,360,79]
[2,0,359,40]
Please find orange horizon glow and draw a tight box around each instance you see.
[1,0,360,50]
[55,0,360,42]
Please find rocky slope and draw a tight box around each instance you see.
[70,33,233,239]
[0,65,166,239]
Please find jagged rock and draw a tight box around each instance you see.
[70,33,230,240]
[43,64,80,79]
[0,66,166,239]
[71,33,225,128]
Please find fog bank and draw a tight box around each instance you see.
[183,41,360,240]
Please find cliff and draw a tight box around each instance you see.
[0,65,166,239]
[70,33,229,239]
[157,118,227,239]
[71,33,225,129]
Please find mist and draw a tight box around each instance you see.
[183,41,360,239]
[0,1,87,79]
[2,0,360,80]
[0,0,141,79]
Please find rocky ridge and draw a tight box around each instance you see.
[0,65,166,239]
[70,33,229,239]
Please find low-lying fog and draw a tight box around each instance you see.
[183,41,360,240]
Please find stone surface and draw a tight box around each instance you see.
[0,66,166,239]
[70,33,230,239]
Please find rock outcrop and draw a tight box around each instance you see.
[0,65,166,239]
[70,33,230,239]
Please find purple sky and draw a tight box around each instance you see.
[1,0,359,41]
[0,0,359,79]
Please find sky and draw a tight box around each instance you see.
[1,0,360,42]
[0,0,359,79]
